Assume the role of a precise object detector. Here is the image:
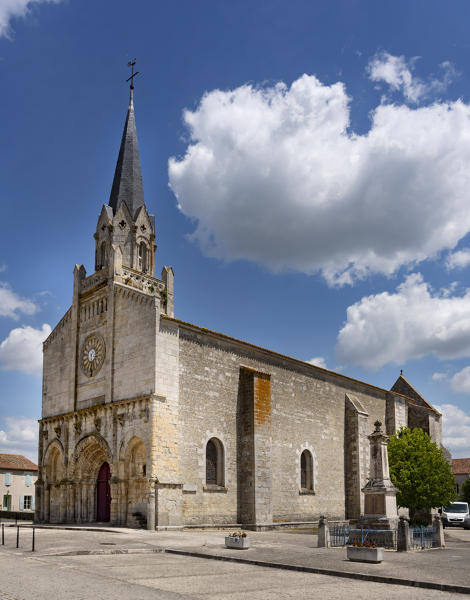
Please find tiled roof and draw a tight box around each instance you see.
[452,458,470,475]
[0,454,38,471]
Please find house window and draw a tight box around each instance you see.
[300,450,314,491]
[25,474,32,487]
[3,495,11,510]
[205,438,224,486]
[4,472,12,486]
[23,496,32,510]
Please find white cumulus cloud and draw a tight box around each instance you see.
[0,323,51,374]
[307,356,327,369]
[336,273,470,369]
[450,366,470,393]
[169,71,470,286]
[0,282,39,319]
[447,248,470,270]
[434,403,470,458]
[0,0,61,39]
[432,372,447,381]
[368,52,456,103]
[0,416,38,462]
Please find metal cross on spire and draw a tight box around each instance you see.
[126,59,140,90]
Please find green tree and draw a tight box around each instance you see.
[461,478,470,503]
[388,427,456,523]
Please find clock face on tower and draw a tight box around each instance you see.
[80,333,106,377]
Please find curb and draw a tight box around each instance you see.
[164,548,470,595]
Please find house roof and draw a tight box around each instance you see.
[452,458,470,475]
[0,454,38,471]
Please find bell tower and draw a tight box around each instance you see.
[93,86,156,277]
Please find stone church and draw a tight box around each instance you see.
[36,88,442,530]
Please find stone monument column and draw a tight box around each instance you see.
[360,420,398,529]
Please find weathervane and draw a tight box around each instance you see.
[126,59,140,90]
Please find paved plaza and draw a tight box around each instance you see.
[0,526,469,599]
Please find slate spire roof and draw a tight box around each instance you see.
[109,88,145,219]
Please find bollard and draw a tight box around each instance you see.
[16,526,19,549]
[397,515,410,552]
[1,523,4,545]
[433,514,445,548]
[317,515,330,548]
[32,527,35,552]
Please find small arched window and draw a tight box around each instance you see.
[205,438,224,486]
[138,242,148,272]
[100,242,107,268]
[300,449,314,491]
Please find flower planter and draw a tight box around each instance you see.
[225,536,250,549]
[347,545,383,563]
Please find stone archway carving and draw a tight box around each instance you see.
[70,433,113,523]
[72,433,112,478]
[42,440,66,523]
[121,436,148,527]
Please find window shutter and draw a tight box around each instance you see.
[31,495,35,511]
[5,472,12,486]
[19,496,24,510]
[25,474,32,487]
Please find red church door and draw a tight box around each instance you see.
[96,462,111,522]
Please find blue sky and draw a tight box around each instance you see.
[1,0,470,460]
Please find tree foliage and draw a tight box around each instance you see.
[388,427,456,517]
[461,478,470,503]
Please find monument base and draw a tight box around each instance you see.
[358,515,398,530]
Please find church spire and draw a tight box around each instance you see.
[108,61,145,219]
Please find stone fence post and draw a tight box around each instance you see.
[397,515,410,552]
[317,515,330,548]
[433,514,445,548]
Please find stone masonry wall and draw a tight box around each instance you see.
[174,321,392,526]
[42,309,74,418]
[111,287,157,402]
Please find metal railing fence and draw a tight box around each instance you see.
[410,526,435,549]
[329,525,397,549]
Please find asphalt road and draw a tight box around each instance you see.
[0,549,465,599]
[0,526,468,599]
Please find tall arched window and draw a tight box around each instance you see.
[100,242,107,269]
[300,449,314,491]
[205,438,224,486]
[138,242,148,272]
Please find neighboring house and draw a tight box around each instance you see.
[0,454,38,513]
[452,458,470,496]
